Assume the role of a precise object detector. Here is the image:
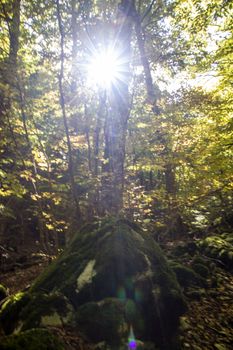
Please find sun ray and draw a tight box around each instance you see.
[86,45,129,89]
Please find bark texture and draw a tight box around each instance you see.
[102,1,134,213]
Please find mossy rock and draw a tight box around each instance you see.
[1,217,186,349]
[191,263,209,278]
[199,234,233,269]
[170,263,206,288]
[191,256,207,266]
[76,298,128,344]
[0,285,7,302]
[185,288,206,300]
[172,242,197,257]
[0,292,31,334]
[75,298,146,346]
[0,292,73,334]
[172,245,187,257]
[20,292,74,331]
[0,328,64,350]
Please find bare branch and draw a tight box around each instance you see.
[140,0,157,23]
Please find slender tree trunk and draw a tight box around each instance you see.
[94,90,106,176]
[17,82,49,252]
[84,104,92,173]
[56,0,82,221]
[9,0,21,67]
[0,0,21,112]
[135,20,155,104]
[134,16,159,113]
[32,122,59,253]
[164,153,182,239]
[94,119,100,177]
[165,163,176,196]
[71,0,79,91]
[102,1,134,213]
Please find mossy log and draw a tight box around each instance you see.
[0,217,186,349]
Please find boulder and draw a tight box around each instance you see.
[0,328,64,350]
[170,262,206,288]
[0,217,186,349]
[0,291,73,335]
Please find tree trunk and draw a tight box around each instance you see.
[94,90,106,177]
[56,0,82,222]
[135,19,155,104]
[9,0,21,67]
[101,1,134,214]
[17,82,49,252]
[0,0,21,112]
[134,14,160,113]
[71,0,79,92]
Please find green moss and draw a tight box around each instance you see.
[199,234,233,269]
[30,221,104,295]
[0,292,73,334]
[185,288,206,300]
[0,328,64,350]
[192,263,209,278]
[191,256,207,266]
[19,292,73,331]
[141,342,158,350]
[1,217,185,348]
[62,217,185,345]
[93,340,158,350]
[0,284,7,302]
[172,245,187,257]
[41,312,62,326]
[30,253,81,294]
[170,263,205,288]
[76,298,128,344]
[117,217,142,233]
[78,221,100,235]
[31,217,174,305]
[0,292,31,334]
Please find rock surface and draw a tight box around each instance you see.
[0,328,64,350]
[0,217,186,349]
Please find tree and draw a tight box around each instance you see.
[0,0,232,250]
[100,1,135,213]
[55,0,82,221]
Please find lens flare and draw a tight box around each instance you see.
[128,339,137,349]
[128,325,137,349]
[87,48,121,88]
[117,286,126,301]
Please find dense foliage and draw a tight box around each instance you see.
[0,0,232,252]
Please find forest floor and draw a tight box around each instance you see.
[0,252,233,350]
[179,267,233,350]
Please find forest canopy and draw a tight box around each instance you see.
[0,0,232,252]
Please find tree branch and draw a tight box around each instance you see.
[140,0,157,23]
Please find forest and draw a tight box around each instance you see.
[0,0,232,349]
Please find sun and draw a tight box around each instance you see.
[87,48,122,88]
